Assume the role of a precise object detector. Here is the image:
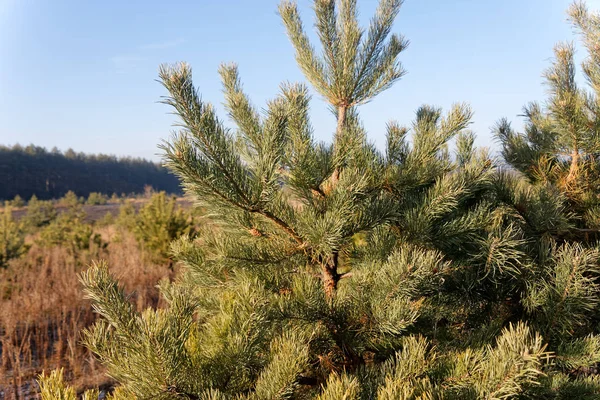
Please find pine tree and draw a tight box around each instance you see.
[492,1,600,396]
[495,0,600,333]
[496,1,600,237]
[132,191,195,263]
[71,1,600,399]
[24,194,57,229]
[0,206,28,268]
[10,194,25,208]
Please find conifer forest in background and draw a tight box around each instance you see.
[4,0,600,399]
[0,144,182,201]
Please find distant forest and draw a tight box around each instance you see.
[0,144,182,200]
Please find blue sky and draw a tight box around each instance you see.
[0,0,596,161]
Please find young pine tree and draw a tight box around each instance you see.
[24,194,57,229]
[74,1,600,399]
[132,191,195,263]
[87,192,109,205]
[10,194,25,208]
[0,206,28,268]
[491,3,600,395]
[496,1,600,237]
[38,197,104,255]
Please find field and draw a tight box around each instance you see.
[0,195,193,399]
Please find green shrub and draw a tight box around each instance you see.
[0,206,28,268]
[24,195,57,229]
[9,194,25,208]
[133,192,194,261]
[97,211,115,227]
[115,200,137,231]
[58,190,83,208]
[38,210,103,254]
[86,192,108,205]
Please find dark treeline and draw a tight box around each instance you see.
[0,144,182,200]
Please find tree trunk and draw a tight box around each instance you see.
[566,148,580,187]
[335,105,348,142]
[321,252,340,300]
[330,106,348,189]
[321,264,339,300]
[320,107,349,296]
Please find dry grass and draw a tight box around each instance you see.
[0,224,175,399]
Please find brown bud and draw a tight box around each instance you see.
[248,228,262,237]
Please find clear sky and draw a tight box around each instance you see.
[0,0,597,161]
